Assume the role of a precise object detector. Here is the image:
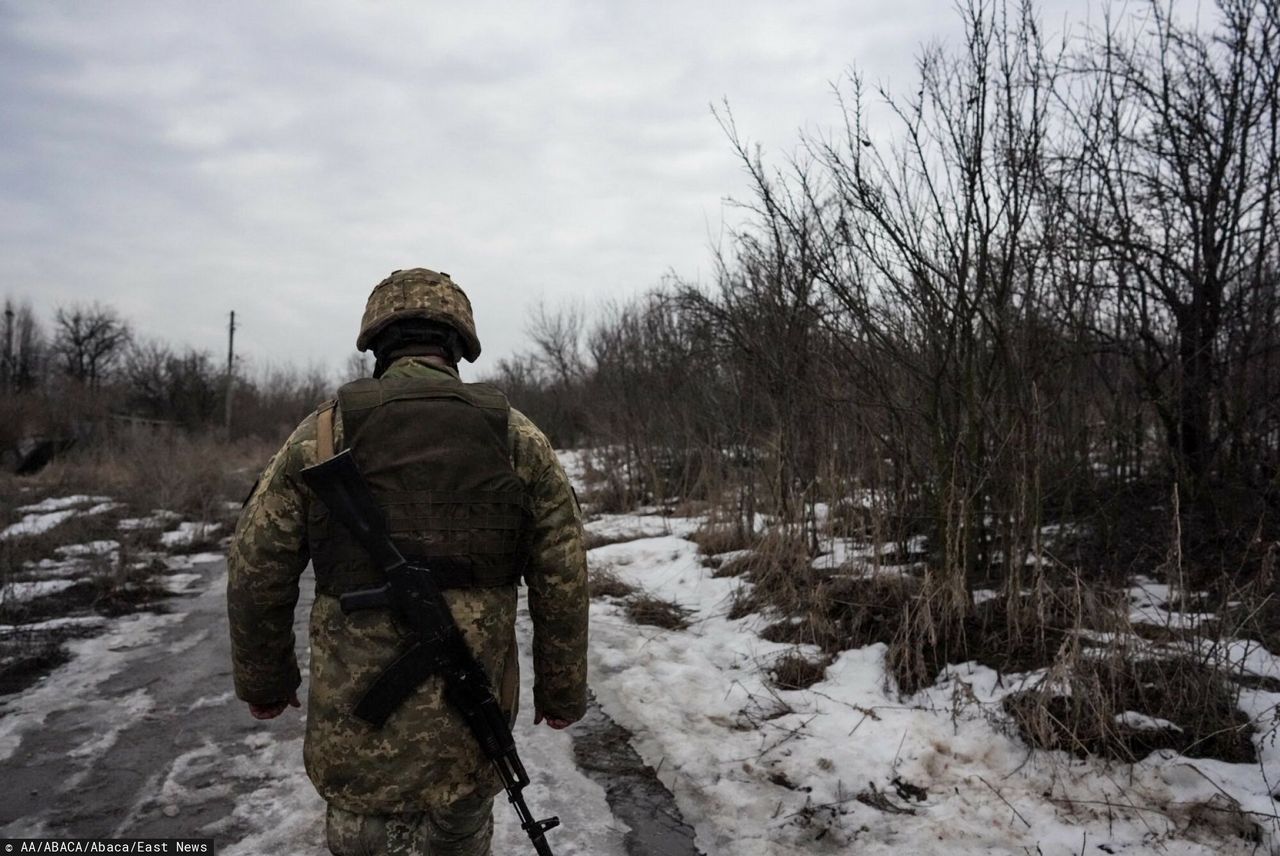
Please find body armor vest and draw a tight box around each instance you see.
[308,375,532,596]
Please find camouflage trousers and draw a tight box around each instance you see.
[325,796,495,856]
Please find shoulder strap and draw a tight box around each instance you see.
[316,400,337,462]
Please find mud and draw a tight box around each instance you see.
[572,690,704,856]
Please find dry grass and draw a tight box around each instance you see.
[588,568,637,599]
[33,432,271,520]
[728,520,1264,765]
[625,593,691,630]
[770,651,831,690]
[725,529,814,619]
[760,573,917,652]
[576,453,632,515]
[583,530,652,551]
[690,521,759,556]
[711,553,756,578]
[1005,653,1256,763]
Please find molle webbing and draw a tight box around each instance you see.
[309,375,531,597]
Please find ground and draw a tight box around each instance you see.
[0,452,1277,854]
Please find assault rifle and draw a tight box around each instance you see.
[301,450,560,856]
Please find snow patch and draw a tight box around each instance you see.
[586,512,702,542]
[164,552,225,571]
[1,510,79,540]
[0,615,106,638]
[118,510,182,531]
[187,691,235,712]
[55,540,120,559]
[160,522,221,549]
[0,579,78,602]
[16,496,112,514]
[162,573,205,595]
[584,526,1275,855]
[1116,711,1183,732]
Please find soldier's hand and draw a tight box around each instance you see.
[534,709,573,730]
[249,692,301,720]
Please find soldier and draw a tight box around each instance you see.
[226,268,589,856]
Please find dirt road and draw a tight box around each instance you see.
[0,558,700,855]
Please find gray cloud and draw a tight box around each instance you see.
[1,0,1090,375]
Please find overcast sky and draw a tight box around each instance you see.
[1,0,1100,377]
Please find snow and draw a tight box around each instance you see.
[1202,637,1280,683]
[68,688,154,761]
[163,551,226,571]
[971,588,1000,605]
[583,532,1279,854]
[1116,711,1183,732]
[160,521,222,548]
[55,540,120,558]
[557,443,1280,855]
[585,511,703,541]
[118,510,182,531]
[196,734,327,854]
[0,610,185,764]
[0,509,79,540]
[0,450,1271,853]
[1,495,124,540]
[162,573,206,595]
[0,615,106,638]
[0,579,78,602]
[15,495,112,514]
[490,597,629,855]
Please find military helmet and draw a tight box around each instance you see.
[357,268,481,362]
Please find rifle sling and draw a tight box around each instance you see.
[316,401,336,462]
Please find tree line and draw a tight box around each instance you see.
[0,298,331,448]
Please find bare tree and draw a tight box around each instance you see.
[53,302,132,388]
[527,301,585,387]
[1061,0,1280,499]
[799,0,1071,582]
[123,339,174,412]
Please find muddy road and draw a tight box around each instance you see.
[0,558,701,855]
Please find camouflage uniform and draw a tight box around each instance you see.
[325,798,494,856]
[227,353,588,855]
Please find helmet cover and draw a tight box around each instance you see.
[356,268,480,362]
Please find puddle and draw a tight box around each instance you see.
[571,690,703,856]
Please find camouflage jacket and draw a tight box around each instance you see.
[226,357,588,813]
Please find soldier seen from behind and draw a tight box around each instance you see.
[226,268,589,856]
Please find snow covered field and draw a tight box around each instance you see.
[582,528,1280,854]
[562,452,1280,855]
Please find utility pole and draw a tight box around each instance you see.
[224,310,236,441]
[2,305,14,394]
